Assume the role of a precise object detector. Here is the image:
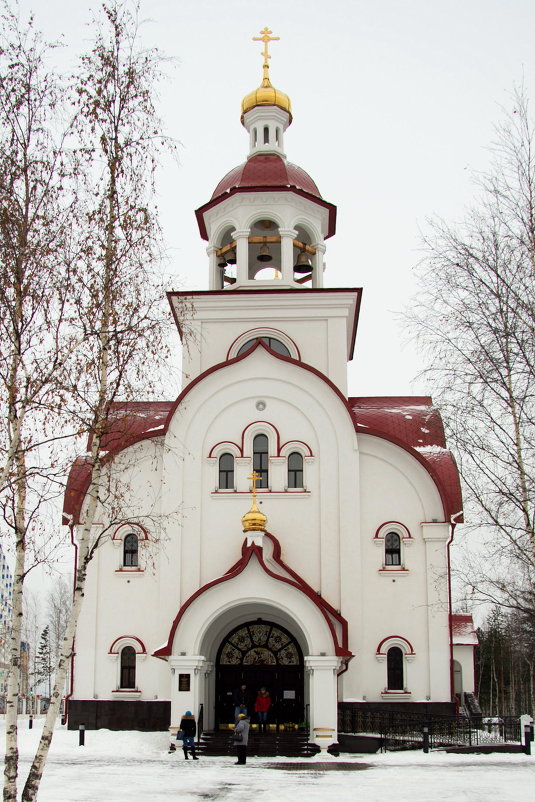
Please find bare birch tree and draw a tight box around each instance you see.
[0,5,76,799]
[45,576,71,670]
[20,3,178,799]
[408,87,535,623]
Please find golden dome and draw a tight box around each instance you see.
[241,501,268,533]
[242,471,268,532]
[241,27,292,125]
[241,77,292,125]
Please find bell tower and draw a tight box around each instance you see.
[195,28,337,291]
[171,30,359,394]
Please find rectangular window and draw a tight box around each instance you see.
[253,434,269,488]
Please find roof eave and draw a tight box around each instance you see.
[195,186,337,241]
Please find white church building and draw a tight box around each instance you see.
[64,31,474,745]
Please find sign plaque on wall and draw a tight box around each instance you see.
[178,673,190,692]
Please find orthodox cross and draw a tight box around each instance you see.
[253,27,280,82]
[247,470,261,501]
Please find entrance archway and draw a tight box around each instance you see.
[215,619,304,728]
[453,659,463,696]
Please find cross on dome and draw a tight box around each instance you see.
[241,26,292,125]
[253,27,280,84]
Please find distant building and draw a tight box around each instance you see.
[0,544,13,697]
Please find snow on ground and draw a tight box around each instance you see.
[2,718,534,802]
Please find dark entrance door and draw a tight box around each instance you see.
[216,619,304,728]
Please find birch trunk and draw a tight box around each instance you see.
[3,454,26,802]
[21,102,116,802]
[20,467,102,802]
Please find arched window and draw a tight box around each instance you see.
[287,452,303,488]
[123,534,138,567]
[237,337,290,357]
[219,453,235,489]
[384,532,401,566]
[253,434,269,488]
[120,646,136,689]
[263,125,269,144]
[387,646,404,690]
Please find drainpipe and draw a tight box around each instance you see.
[447,511,463,711]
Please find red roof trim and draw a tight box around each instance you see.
[195,186,337,240]
[374,521,412,540]
[153,532,352,659]
[109,635,147,655]
[111,522,150,542]
[376,635,415,656]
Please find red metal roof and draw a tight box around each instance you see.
[350,396,446,448]
[87,401,173,452]
[63,457,93,524]
[64,403,173,524]
[211,153,322,200]
[349,396,463,521]
[196,153,336,241]
[450,614,478,645]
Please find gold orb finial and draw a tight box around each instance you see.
[241,471,268,532]
[241,27,292,125]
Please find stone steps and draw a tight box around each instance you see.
[197,729,319,758]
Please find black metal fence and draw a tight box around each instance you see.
[338,705,522,752]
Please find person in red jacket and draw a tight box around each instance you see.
[254,687,271,734]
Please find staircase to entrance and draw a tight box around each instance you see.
[198,728,319,758]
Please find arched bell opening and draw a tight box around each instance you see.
[215,619,304,729]
[248,219,281,280]
[292,225,314,284]
[215,227,237,288]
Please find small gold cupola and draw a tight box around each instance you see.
[241,471,268,533]
[241,27,292,125]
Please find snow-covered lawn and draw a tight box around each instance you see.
[2,718,534,802]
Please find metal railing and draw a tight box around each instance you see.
[197,703,204,743]
[338,705,522,752]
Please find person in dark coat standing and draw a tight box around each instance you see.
[233,712,250,764]
[232,683,249,722]
[178,711,199,760]
[254,687,271,734]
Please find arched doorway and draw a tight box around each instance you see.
[453,659,463,696]
[215,619,304,728]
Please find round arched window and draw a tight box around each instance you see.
[237,337,290,357]
[218,622,302,666]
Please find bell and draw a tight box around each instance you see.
[257,242,273,263]
[217,255,227,268]
[294,250,313,273]
[225,247,237,265]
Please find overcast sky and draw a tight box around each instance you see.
[20,0,535,398]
